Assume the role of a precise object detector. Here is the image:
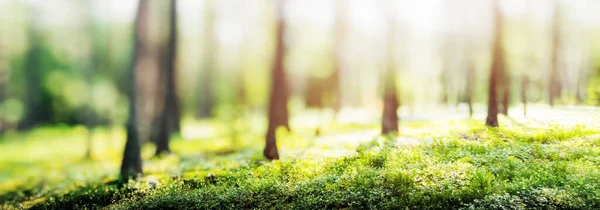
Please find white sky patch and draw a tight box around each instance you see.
[91,0,137,24]
[398,0,440,33]
[20,0,600,36]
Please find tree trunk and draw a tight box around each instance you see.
[440,66,449,105]
[0,67,7,133]
[264,0,289,160]
[304,76,324,109]
[486,0,504,127]
[155,110,170,155]
[381,69,399,135]
[522,75,529,117]
[19,13,43,131]
[575,55,589,104]
[83,0,96,159]
[549,0,561,107]
[331,0,345,113]
[466,62,475,118]
[381,20,399,135]
[197,0,216,119]
[165,0,181,135]
[120,0,149,180]
[575,72,583,104]
[155,0,181,155]
[500,72,510,116]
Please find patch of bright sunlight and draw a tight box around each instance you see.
[396,136,425,146]
[281,129,381,159]
[180,120,227,140]
[508,105,600,127]
[290,109,336,129]
[314,129,380,149]
[295,148,357,159]
[336,107,379,125]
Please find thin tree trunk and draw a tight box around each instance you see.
[381,20,399,135]
[120,0,149,180]
[331,0,345,114]
[85,72,94,159]
[231,58,248,145]
[197,0,216,119]
[304,76,324,108]
[523,0,534,115]
[575,55,589,104]
[304,76,324,136]
[575,72,583,104]
[0,69,7,133]
[486,0,504,127]
[19,11,43,131]
[264,0,289,160]
[83,0,96,159]
[381,69,399,135]
[466,62,475,118]
[441,68,449,105]
[235,62,247,107]
[522,75,528,117]
[549,0,562,107]
[0,19,5,133]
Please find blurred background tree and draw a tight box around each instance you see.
[0,0,599,158]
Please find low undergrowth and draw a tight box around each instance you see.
[2,119,600,209]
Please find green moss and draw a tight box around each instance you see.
[1,117,600,209]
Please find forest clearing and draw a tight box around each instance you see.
[2,0,600,209]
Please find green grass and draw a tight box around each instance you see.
[1,109,600,209]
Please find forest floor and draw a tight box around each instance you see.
[1,105,600,209]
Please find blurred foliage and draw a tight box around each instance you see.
[1,0,599,130]
[588,77,600,105]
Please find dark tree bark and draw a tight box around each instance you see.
[486,0,505,127]
[155,108,170,155]
[381,20,399,135]
[381,69,399,135]
[197,0,216,119]
[549,0,562,106]
[155,0,181,155]
[522,75,529,117]
[500,72,510,116]
[165,0,181,135]
[120,0,149,180]
[264,0,289,160]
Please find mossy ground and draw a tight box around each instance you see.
[1,106,600,209]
